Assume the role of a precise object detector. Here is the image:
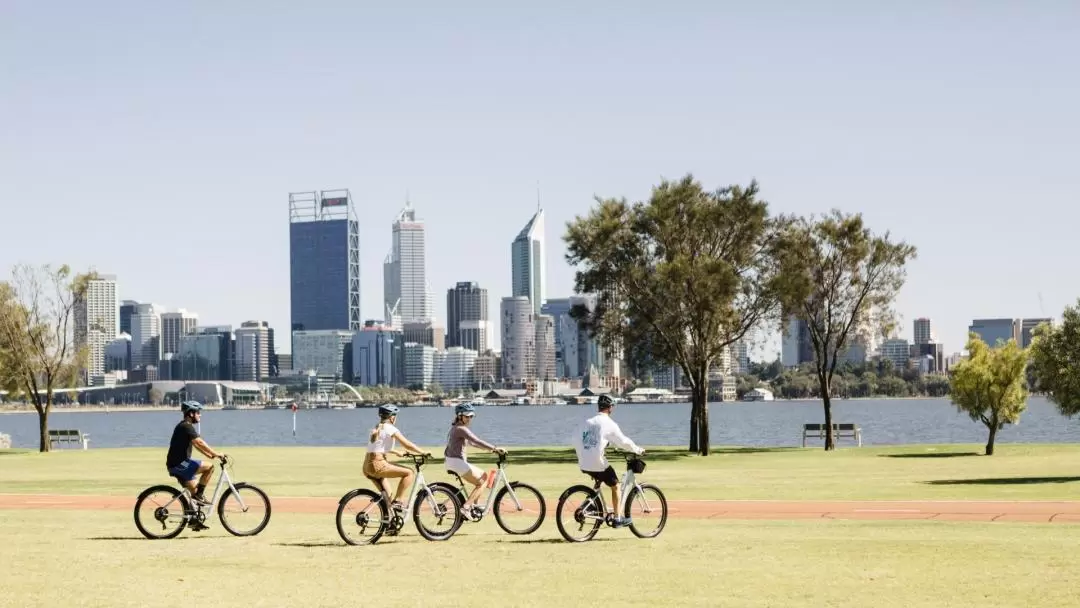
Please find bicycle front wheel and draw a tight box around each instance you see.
[624,483,668,539]
[494,481,546,535]
[133,485,190,540]
[336,489,387,545]
[412,485,463,541]
[555,485,603,543]
[217,483,272,537]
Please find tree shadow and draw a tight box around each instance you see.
[468,448,692,466]
[924,476,1080,486]
[881,452,981,459]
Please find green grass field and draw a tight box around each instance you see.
[2,444,1080,606]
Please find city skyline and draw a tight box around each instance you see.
[4,4,1077,361]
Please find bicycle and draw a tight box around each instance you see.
[555,451,668,542]
[133,455,272,540]
[429,451,546,535]
[335,453,464,545]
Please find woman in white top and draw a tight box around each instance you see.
[362,404,427,510]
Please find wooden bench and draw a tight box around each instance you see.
[802,423,861,447]
[48,429,90,449]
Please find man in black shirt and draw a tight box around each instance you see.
[167,401,225,530]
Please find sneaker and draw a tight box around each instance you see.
[461,506,481,522]
[189,521,209,532]
[612,517,633,529]
[191,493,210,506]
[390,500,405,512]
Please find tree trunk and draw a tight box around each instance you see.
[699,396,710,456]
[985,424,998,456]
[820,373,835,451]
[688,384,703,453]
[37,405,50,453]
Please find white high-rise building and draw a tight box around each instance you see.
[74,274,118,384]
[292,329,354,382]
[130,302,163,370]
[161,309,199,356]
[234,321,271,381]
[404,343,437,389]
[500,296,536,381]
[511,208,545,315]
[435,347,479,392]
[535,314,556,380]
[559,294,604,379]
[383,202,430,323]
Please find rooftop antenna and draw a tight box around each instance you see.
[536,181,541,212]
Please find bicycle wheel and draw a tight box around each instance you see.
[493,481,546,535]
[412,485,463,541]
[427,481,468,512]
[134,485,190,540]
[624,483,668,539]
[336,489,387,545]
[217,483,272,537]
[555,485,603,543]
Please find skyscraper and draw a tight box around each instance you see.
[383,202,430,324]
[913,318,934,345]
[161,309,199,357]
[235,321,272,381]
[130,302,163,370]
[500,296,536,381]
[511,208,545,315]
[446,282,489,352]
[74,274,118,385]
[119,300,137,336]
[968,318,1019,348]
[289,190,361,347]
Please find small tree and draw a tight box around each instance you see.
[950,333,1028,455]
[565,175,789,455]
[776,211,916,450]
[1029,302,1080,416]
[0,265,96,452]
[148,388,164,405]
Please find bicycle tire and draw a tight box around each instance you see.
[133,485,190,540]
[493,481,546,535]
[623,483,668,539]
[412,485,463,541]
[555,484,603,543]
[217,482,272,537]
[336,488,387,545]
[427,481,468,512]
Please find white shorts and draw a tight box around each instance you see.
[445,457,483,479]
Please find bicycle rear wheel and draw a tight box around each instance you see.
[624,483,668,538]
[555,485,603,542]
[412,485,463,541]
[336,489,387,545]
[134,485,190,540]
[494,481,546,535]
[217,483,272,537]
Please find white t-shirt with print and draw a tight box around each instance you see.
[368,423,399,453]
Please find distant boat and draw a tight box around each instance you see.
[743,388,775,402]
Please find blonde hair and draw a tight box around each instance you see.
[369,414,394,443]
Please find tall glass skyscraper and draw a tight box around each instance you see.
[511,208,545,315]
[289,190,361,346]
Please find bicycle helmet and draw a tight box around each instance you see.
[454,403,476,417]
[181,400,203,414]
[378,404,400,418]
[597,394,614,410]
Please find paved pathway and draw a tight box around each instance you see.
[2,493,1079,523]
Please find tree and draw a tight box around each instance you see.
[148,388,164,405]
[565,175,789,455]
[1029,302,1080,415]
[0,265,96,452]
[776,211,916,450]
[950,333,1028,455]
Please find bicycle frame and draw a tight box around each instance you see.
[164,459,248,513]
[372,455,445,521]
[584,454,653,522]
[450,455,527,515]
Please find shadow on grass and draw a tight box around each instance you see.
[924,476,1080,486]
[468,446,798,466]
[275,541,343,548]
[87,536,205,541]
[489,537,616,544]
[881,452,981,459]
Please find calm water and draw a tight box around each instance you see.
[2,397,1078,450]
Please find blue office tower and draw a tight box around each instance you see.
[289,190,361,350]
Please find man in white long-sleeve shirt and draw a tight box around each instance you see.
[573,394,644,528]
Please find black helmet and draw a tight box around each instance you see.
[181,400,203,414]
[597,394,614,410]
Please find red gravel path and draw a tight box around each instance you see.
[2,493,1079,523]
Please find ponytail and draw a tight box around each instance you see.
[370,418,389,443]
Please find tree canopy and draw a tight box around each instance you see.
[950,333,1028,456]
[564,174,788,455]
[776,210,916,450]
[1029,302,1080,416]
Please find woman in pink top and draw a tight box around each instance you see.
[444,403,504,520]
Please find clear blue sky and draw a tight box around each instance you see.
[2,2,1077,358]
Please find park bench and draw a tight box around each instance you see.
[802,423,861,447]
[47,429,90,450]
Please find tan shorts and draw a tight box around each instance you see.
[363,455,409,480]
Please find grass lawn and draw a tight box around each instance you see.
[0,510,1078,607]
[1,443,1079,500]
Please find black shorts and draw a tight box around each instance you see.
[583,466,619,487]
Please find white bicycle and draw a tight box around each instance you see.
[429,451,547,535]
[133,455,272,539]
[335,453,464,545]
[555,451,668,542]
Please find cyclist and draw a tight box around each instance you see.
[444,403,505,520]
[572,394,644,528]
[166,400,225,531]
[363,404,428,512]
